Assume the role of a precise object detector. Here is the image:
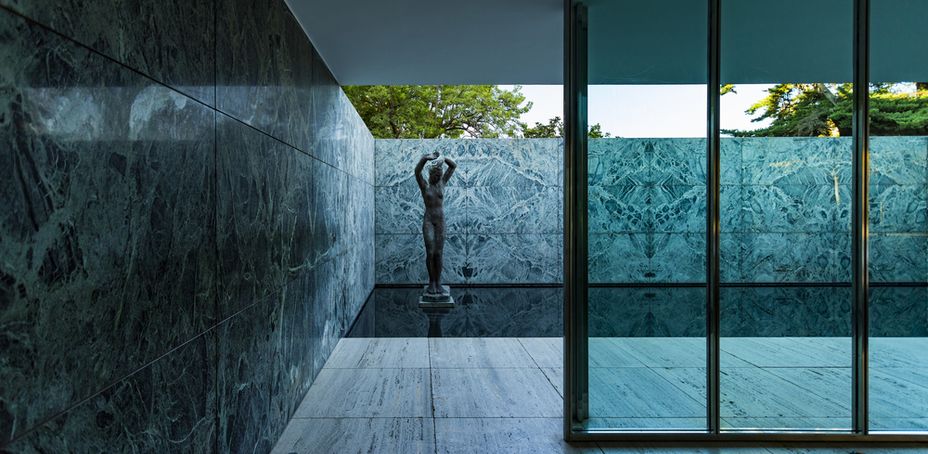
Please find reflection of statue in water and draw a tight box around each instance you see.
[415,152,456,299]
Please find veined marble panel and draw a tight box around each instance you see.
[869,185,928,233]
[651,233,706,283]
[455,139,562,187]
[588,138,650,186]
[741,184,847,233]
[720,184,744,233]
[7,333,216,453]
[651,185,705,233]
[588,185,651,233]
[720,234,742,282]
[375,139,460,187]
[336,91,376,182]
[869,233,928,283]
[217,115,314,318]
[588,233,650,283]
[217,297,290,454]
[375,233,467,284]
[740,137,852,185]
[279,273,316,415]
[216,0,314,154]
[312,258,342,378]
[738,233,850,282]
[467,185,562,234]
[376,184,466,234]
[0,12,215,444]
[721,138,743,185]
[651,138,707,186]
[374,137,926,285]
[870,136,928,185]
[466,234,562,283]
[314,65,374,176]
[0,0,215,104]
[342,178,374,330]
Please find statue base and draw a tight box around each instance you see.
[419,285,454,308]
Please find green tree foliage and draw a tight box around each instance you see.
[523,116,611,138]
[724,83,928,137]
[343,85,530,138]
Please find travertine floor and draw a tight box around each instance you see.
[272,337,928,454]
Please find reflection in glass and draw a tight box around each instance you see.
[867,0,928,432]
[719,0,854,431]
[584,0,708,431]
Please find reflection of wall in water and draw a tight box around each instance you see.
[349,287,563,337]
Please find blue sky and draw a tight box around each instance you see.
[500,84,774,138]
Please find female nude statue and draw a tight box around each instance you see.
[415,152,456,295]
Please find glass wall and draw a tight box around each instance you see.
[567,0,928,439]
[584,0,707,431]
[718,0,854,431]
[868,0,928,432]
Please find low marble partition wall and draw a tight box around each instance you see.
[0,1,373,452]
[376,137,926,286]
[375,139,563,284]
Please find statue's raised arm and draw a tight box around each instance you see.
[414,152,438,192]
[442,156,457,184]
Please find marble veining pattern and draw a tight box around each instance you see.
[0,2,375,452]
[375,136,925,285]
[376,139,563,284]
[0,0,215,104]
[0,11,215,445]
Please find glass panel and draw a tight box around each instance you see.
[719,0,854,431]
[868,0,928,432]
[584,0,707,431]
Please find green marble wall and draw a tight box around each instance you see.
[0,0,374,452]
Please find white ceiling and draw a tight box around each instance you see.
[287,0,928,86]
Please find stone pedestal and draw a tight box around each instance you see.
[418,285,454,307]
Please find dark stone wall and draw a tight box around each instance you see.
[0,0,374,451]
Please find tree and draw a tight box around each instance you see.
[724,83,928,137]
[523,116,612,138]
[343,85,530,138]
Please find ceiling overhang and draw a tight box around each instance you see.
[287,0,928,86]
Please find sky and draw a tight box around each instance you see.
[499,84,774,138]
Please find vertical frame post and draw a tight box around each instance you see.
[564,0,590,439]
[706,0,722,435]
[852,0,870,435]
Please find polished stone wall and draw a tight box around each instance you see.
[375,139,563,284]
[375,137,927,286]
[0,1,374,452]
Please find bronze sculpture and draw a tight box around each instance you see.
[415,151,456,300]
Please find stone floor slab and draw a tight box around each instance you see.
[430,337,537,368]
[294,368,431,418]
[432,367,561,417]
[435,417,600,454]
[323,338,429,368]
[271,418,434,454]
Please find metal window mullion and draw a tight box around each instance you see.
[852,0,870,435]
[564,0,590,440]
[706,0,722,435]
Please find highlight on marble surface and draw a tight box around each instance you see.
[0,1,375,451]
